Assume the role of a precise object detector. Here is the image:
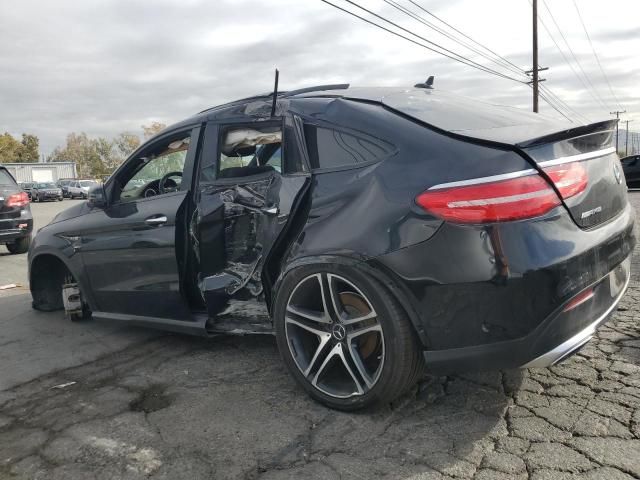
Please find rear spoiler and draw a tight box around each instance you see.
[516,120,618,149]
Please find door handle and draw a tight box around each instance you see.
[145,215,168,226]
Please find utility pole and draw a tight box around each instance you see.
[610,110,626,152]
[526,0,548,113]
[625,120,633,156]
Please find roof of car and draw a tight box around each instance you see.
[161,84,610,147]
[166,86,454,131]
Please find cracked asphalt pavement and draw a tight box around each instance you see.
[0,195,639,480]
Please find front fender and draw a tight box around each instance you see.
[29,239,97,312]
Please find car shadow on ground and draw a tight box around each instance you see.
[0,249,24,257]
[0,309,523,478]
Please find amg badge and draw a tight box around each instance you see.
[581,205,603,219]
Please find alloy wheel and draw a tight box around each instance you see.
[284,273,385,399]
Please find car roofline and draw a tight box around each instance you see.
[197,84,352,114]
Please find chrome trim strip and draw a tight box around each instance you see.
[427,146,615,192]
[521,264,631,369]
[537,146,616,168]
[428,169,536,191]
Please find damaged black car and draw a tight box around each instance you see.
[28,85,636,410]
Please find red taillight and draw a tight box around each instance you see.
[6,191,29,208]
[416,173,561,223]
[542,162,588,200]
[563,287,594,312]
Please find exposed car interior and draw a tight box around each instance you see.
[119,136,191,202]
[202,126,282,182]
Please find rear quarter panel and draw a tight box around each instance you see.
[285,98,536,262]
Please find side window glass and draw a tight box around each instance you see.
[264,146,282,172]
[303,125,393,170]
[119,134,191,202]
[217,125,282,179]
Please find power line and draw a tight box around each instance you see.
[535,83,577,123]
[540,84,591,123]
[318,0,528,84]
[383,0,528,79]
[536,87,574,122]
[540,87,582,123]
[341,0,529,82]
[540,0,611,110]
[406,0,525,74]
[532,0,607,112]
[319,0,585,124]
[572,0,623,111]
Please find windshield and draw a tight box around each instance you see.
[38,182,56,188]
[80,180,96,187]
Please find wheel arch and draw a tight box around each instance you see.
[30,251,94,312]
[271,254,429,348]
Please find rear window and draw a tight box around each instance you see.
[303,125,394,170]
[0,169,16,186]
[80,180,96,187]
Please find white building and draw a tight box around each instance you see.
[1,162,77,183]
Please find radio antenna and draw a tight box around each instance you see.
[270,69,279,117]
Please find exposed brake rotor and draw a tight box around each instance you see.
[339,291,379,359]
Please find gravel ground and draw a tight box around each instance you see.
[0,195,638,480]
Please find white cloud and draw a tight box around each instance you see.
[0,0,637,154]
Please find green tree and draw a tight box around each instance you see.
[142,122,167,139]
[0,132,40,163]
[0,132,24,163]
[47,123,165,177]
[49,133,101,178]
[17,134,39,162]
[114,132,141,162]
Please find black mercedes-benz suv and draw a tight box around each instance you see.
[0,166,33,254]
[28,85,636,410]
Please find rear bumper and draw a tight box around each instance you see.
[417,255,631,372]
[0,212,33,243]
[372,201,636,373]
[522,256,630,367]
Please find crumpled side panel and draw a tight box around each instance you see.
[199,175,276,299]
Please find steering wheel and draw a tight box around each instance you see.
[159,171,183,194]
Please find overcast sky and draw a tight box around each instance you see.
[0,0,638,155]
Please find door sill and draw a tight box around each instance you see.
[92,311,208,336]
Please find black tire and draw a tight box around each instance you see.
[274,264,424,411]
[6,235,31,254]
[58,197,63,202]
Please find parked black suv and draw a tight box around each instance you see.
[0,167,33,254]
[28,85,635,409]
[621,154,640,188]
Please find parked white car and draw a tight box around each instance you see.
[67,180,98,199]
